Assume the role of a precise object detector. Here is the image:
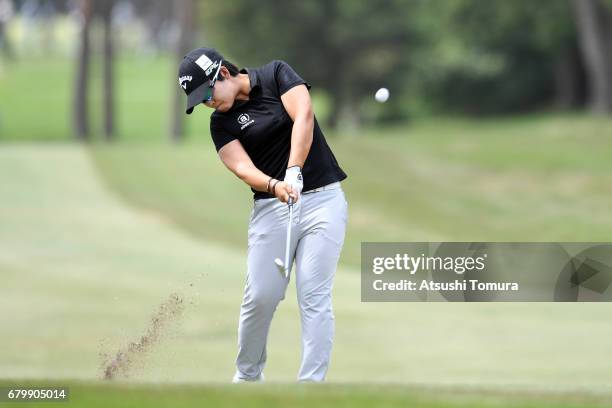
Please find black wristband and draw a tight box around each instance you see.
[266,177,274,193]
[271,180,281,195]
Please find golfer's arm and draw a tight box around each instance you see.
[218,140,274,192]
[281,85,314,168]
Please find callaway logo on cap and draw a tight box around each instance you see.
[178,47,224,114]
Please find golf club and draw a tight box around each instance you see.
[274,196,294,278]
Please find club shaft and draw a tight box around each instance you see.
[283,199,294,275]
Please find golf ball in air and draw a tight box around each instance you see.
[375,88,389,103]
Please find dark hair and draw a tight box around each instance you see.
[217,60,240,80]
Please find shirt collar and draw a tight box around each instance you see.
[240,67,261,98]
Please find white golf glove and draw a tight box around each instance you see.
[284,166,303,198]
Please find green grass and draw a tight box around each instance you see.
[0,58,72,140]
[2,141,612,394]
[1,380,611,408]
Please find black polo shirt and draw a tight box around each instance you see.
[209,60,347,200]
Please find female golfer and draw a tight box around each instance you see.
[178,47,347,382]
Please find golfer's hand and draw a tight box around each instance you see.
[273,181,298,204]
[283,166,303,199]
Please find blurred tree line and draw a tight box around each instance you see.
[202,0,612,126]
[202,0,583,126]
[4,0,612,140]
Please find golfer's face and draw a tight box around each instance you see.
[203,72,232,112]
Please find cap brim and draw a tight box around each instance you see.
[185,81,212,115]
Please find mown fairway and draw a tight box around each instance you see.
[1,120,612,392]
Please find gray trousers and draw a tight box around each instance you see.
[234,184,348,382]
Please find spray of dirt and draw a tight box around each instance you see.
[100,293,185,380]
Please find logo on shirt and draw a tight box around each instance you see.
[237,113,255,130]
